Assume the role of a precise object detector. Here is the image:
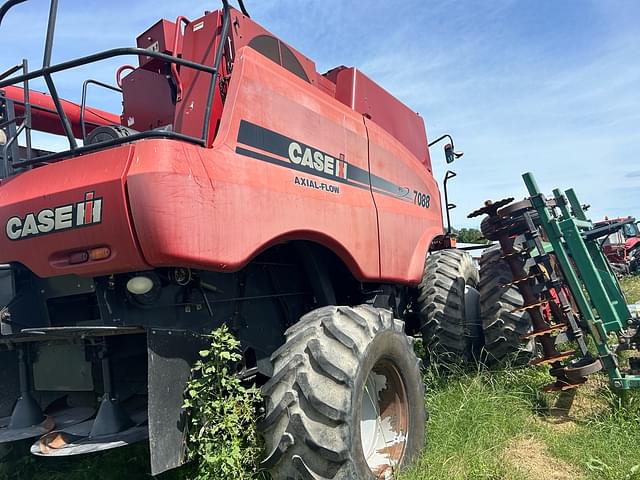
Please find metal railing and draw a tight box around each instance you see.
[0,0,232,169]
[0,59,33,168]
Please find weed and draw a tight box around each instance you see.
[182,326,268,480]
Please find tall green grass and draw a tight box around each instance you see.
[540,384,640,480]
[399,364,551,480]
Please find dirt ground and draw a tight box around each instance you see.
[502,437,584,480]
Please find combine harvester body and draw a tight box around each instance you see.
[0,0,463,476]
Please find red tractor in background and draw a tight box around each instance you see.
[0,1,483,478]
[593,217,640,275]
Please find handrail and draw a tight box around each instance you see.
[202,0,231,142]
[0,0,233,168]
[40,0,77,149]
[0,63,22,82]
[13,130,206,168]
[115,65,135,88]
[80,79,122,141]
[0,115,22,130]
[2,121,24,163]
[21,59,31,160]
[443,170,457,235]
[0,0,26,28]
[171,16,190,102]
[0,48,217,89]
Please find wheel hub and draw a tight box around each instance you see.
[360,359,409,478]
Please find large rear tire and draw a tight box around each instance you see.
[479,246,535,364]
[417,249,481,364]
[259,305,426,479]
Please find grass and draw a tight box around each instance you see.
[620,275,640,303]
[4,276,640,479]
[399,366,640,480]
[537,376,640,480]
[399,365,549,480]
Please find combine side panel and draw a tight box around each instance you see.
[128,47,381,280]
[328,67,442,283]
[366,118,443,284]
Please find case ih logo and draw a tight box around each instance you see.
[5,192,102,240]
[287,142,348,180]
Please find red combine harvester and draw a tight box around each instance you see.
[0,1,478,477]
[593,217,640,275]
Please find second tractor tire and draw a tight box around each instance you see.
[417,249,481,364]
[479,245,535,364]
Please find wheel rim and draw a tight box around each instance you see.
[359,359,409,478]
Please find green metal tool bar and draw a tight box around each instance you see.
[565,189,587,221]
[522,173,596,326]
[567,187,627,301]
[522,172,623,384]
[565,188,630,321]
[558,188,640,388]
[552,188,629,333]
[566,186,625,302]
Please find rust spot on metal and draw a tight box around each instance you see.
[531,351,575,366]
[37,431,69,454]
[522,323,567,339]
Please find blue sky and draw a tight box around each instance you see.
[1,0,639,228]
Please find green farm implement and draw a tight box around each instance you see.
[471,172,640,391]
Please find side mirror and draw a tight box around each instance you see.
[444,144,464,164]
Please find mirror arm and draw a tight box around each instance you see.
[428,134,454,149]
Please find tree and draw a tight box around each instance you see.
[453,227,488,244]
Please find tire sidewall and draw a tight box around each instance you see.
[351,329,425,479]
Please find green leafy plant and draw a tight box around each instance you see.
[183,326,268,480]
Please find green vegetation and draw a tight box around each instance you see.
[620,275,640,303]
[399,366,640,480]
[399,365,549,480]
[453,227,488,244]
[182,326,267,480]
[3,277,640,479]
[401,274,640,480]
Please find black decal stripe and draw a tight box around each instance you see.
[346,164,370,185]
[238,120,292,161]
[237,120,414,200]
[372,186,413,203]
[235,146,412,202]
[370,174,412,199]
[235,146,369,193]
